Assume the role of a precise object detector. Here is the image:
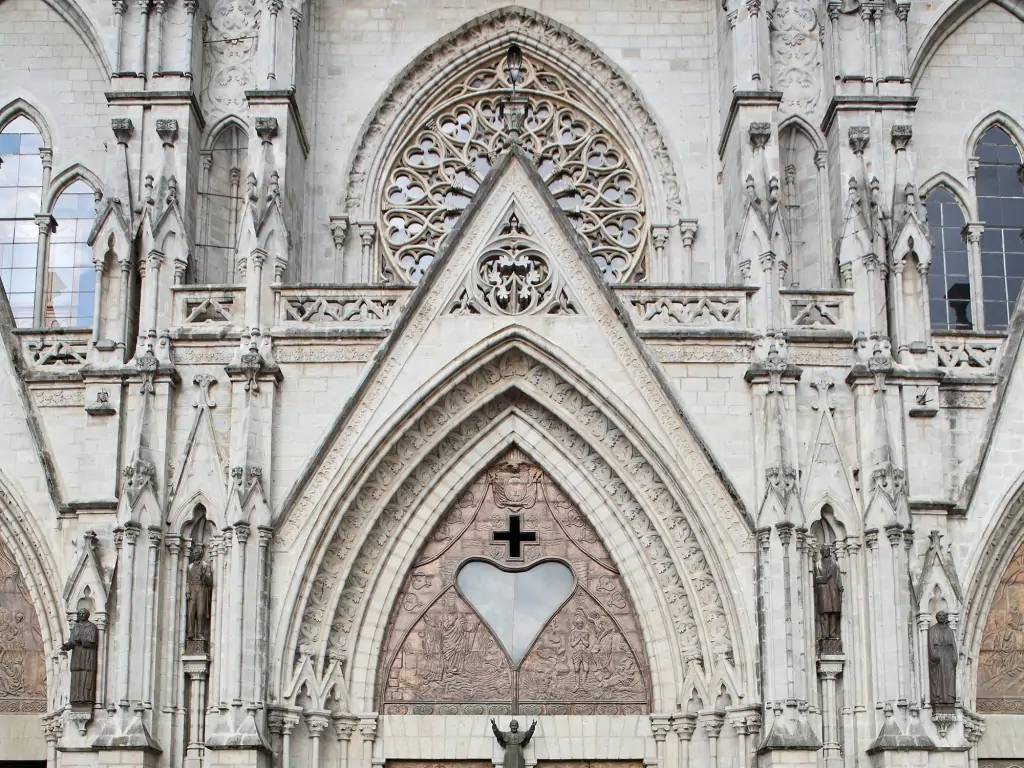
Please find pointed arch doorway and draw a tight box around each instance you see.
[378,447,651,717]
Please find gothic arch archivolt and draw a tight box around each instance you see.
[962,478,1024,709]
[338,6,688,242]
[277,336,753,711]
[0,470,64,710]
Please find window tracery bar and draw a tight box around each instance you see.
[378,51,648,284]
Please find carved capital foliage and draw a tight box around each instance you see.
[890,124,912,151]
[111,118,134,145]
[155,119,179,146]
[749,122,772,150]
[848,126,870,154]
[255,117,279,143]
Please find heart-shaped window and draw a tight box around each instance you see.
[456,559,575,664]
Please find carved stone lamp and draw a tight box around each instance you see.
[499,44,529,142]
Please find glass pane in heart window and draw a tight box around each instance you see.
[456,560,574,664]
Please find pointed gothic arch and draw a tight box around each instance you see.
[274,330,755,713]
[335,6,689,282]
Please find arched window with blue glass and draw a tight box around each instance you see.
[0,115,44,326]
[45,179,97,328]
[975,126,1024,330]
[925,187,971,330]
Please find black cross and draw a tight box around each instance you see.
[492,514,537,559]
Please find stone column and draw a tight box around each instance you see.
[680,220,698,283]
[279,710,300,768]
[182,655,209,768]
[356,715,378,768]
[963,223,984,329]
[307,711,331,768]
[233,523,250,706]
[817,656,844,767]
[266,0,284,81]
[671,713,697,768]
[650,714,671,768]
[333,714,357,768]
[143,527,162,708]
[32,214,54,327]
[699,712,725,768]
[358,224,376,282]
[119,523,141,706]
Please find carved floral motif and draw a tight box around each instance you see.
[202,0,260,114]
[770,0,822,114]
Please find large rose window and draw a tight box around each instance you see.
[378,51,648,283]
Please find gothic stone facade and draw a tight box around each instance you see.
[1,2,1024,768]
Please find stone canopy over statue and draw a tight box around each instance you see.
[61,609,98,707]
[929,611,958,712]
[186,544,214,654]
[491,718,537,768]
[814,544,843,654]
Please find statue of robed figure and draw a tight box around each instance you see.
[185,544,214,653]
[929,611,958,712]
[61,608,98,706]
[814,544,843,654]
[491,718,537,768]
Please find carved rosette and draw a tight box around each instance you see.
[770,0,822,114]
[377,50,648,284]
[378,449,649,715]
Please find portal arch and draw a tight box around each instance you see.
[275,333,755,714]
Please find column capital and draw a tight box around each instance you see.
[333,712,358,741]
[698,711,725,739]
[305,710,331,737]
[649,713,672,741]
[357,714,379,740]
[671,712,698,741]
[848,126,870,155]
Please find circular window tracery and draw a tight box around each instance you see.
[378,51,649,284]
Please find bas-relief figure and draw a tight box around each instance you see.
[186,544,213,653]
[0,540,46,712]
[929,611,958,712]
[491,718,537,768]
[814,544,843,654]
[61,609,98,707]
[979,538,1024,712]
[377,449,649,715]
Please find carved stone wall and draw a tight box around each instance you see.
[0,538,47,713]
[978,538,1024,712]
[378,449,650,715]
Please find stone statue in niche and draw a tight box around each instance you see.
[61,609,98,707]
[929,611,958,712]
[186,544,214,654]
[491,718,536,768]
[814,544,843,654]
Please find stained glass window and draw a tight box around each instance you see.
[925,187,971,330]
[0,115,43,326]
[976,126,1024,331]
[46,180,96,328]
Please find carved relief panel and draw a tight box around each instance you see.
[0,538,46,712]
[978,539,1024,712]
[378,449,650,715]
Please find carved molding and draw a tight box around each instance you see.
[978,536,1024,713]
[770,0,823,114]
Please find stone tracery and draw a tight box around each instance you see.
[378,49,648,283]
